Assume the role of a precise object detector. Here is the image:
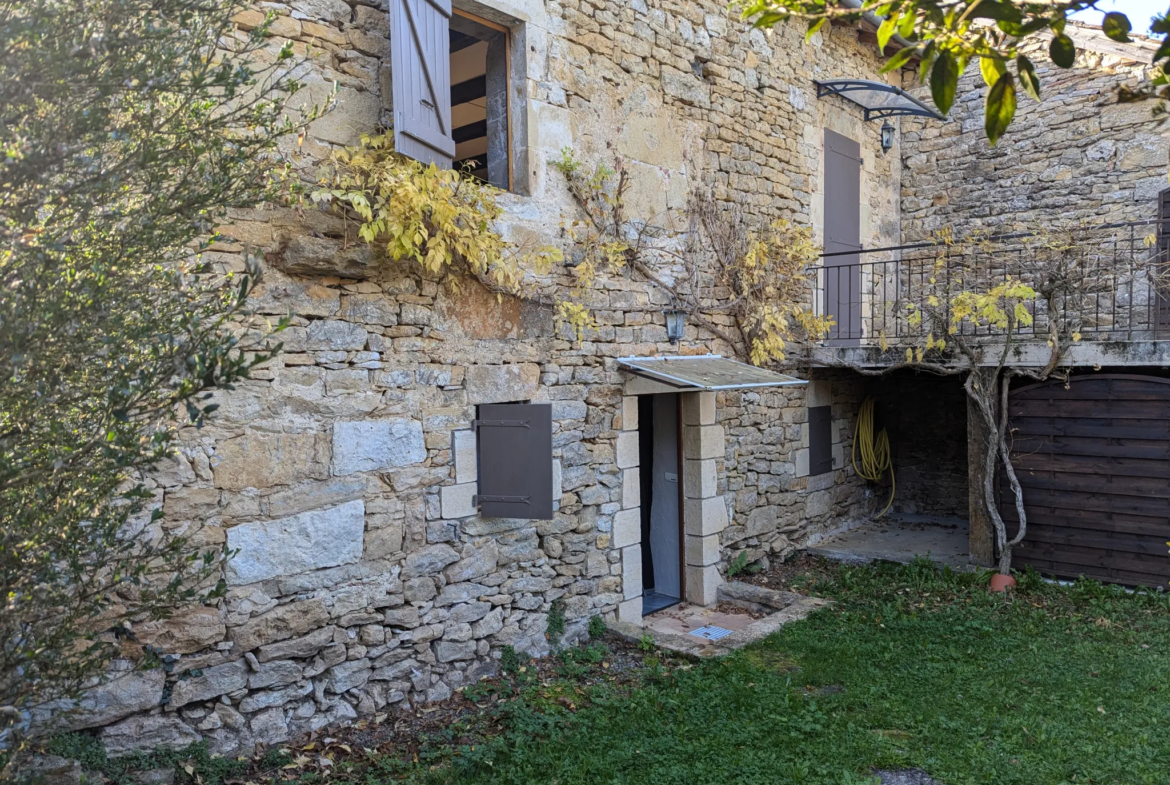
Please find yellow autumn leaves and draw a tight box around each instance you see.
[311,132,561,300]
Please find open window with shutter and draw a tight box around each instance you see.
[474,403,553,519]
[808,405,834,477]
[388,1,523,191]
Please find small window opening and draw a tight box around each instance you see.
[449,11,510,190]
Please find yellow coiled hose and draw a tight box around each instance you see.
[852,396,895,517]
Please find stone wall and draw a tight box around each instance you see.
[901,25,1168,238]
[720,369,877,566]
[61,0,907,756]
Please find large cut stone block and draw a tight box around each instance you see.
[463,363,539,404]
[621,396,639,431]
[621,544,642,600]
[225,500,365,585]
[452,429,477,483]
[277,235,376,279]
[440,482,477,519]
[684,495,728,537]
[332,419,425,475]
[434,639,476,662]
[683,458,717,499]
[264,476,366,519]
[615,432,639,469]
[250,279,340,318]
[685,534,720,567]
[612,508,641,548]
[806,379,831,407]
[617,597,643,625]
[621,468,640,509]
[681,391,716,426]
[794,447,810,478]
[683,424,724,460]
[305,319,368,350]
[256,625,335,663]
[685,564,721,607]
[213,431,328,490]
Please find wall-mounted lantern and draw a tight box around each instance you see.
[664,310,687,343]
[881,120,895,153]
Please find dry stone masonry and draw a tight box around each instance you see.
[901,25,1168,238]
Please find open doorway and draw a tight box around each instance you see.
[638,394,685,614]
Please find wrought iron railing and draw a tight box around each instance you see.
[811,220,1170,347]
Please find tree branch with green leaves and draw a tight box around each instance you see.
[735,0,1167,143]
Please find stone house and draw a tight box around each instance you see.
[60,3,1169,758]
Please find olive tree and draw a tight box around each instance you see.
[0,0,306,751]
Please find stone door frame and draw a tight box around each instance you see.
[614,376,727,624]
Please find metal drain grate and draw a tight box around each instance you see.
[688,625,733,641]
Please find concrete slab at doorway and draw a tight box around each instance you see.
[609,581,831,658]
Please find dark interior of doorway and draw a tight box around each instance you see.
[638,394,684,615]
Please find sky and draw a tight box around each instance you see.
[1071,0,1166,35]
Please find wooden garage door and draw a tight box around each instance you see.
[1002,374,1170,587]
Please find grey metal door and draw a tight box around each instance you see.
[648,394,681,600]
[824,129,861,343]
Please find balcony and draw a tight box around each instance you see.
[809,220,1170,367]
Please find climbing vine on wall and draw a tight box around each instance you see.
[551,148,833,364]
[310,132,562,295]
[312,136,831,364]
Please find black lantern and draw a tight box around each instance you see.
[881,120,895,153]
[664,310,686,343]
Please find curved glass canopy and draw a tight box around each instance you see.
[813,79,945,121]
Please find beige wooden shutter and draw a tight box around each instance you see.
[389,0,455,166]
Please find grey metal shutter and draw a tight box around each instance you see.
[389,0,456,167]
[824,129,861,343]
[475,403,553,520]
[809,405,833,476]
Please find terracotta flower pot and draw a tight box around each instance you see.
[989,573,1017,592]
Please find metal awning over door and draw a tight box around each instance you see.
[617,355,806,390]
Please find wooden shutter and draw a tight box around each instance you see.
[809,405,833,476]
[475,403,553,520]
[824,129,862,343]
[389,0,456,167]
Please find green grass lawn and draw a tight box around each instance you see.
[401,560,1170,785]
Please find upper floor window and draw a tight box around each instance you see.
[389,0,524,192]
